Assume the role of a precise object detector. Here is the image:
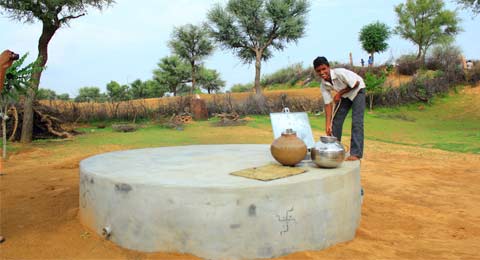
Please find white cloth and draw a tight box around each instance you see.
[320,68,366,104]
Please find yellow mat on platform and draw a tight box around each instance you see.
[230,164,308,181]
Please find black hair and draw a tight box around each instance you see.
[313,56,329,68]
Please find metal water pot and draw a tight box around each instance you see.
[311,136,345,168]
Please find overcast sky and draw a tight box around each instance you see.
[1,0,478,96]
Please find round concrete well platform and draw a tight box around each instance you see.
[79,144,361,260]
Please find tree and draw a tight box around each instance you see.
[359,21,391,66]
[153,56,191,96]
[169,24,214,94]
[0,0,114,143]
[74,86,101,102]
[364,71,386,111]
[144,79,167,98]
[106,80,129,101]
[207,0,309,95]
[456,0,480,14]
[129,79,148,99]
[56,93,70,101]
[394,0,461,64]
[197,68,225,94]
[36,88,57,100]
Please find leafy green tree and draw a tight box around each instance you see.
[169,24,214,94]
[0,0,114,143]
[106,80,130,101]
[197,68,225,94]
[75,86,101,102]
[230,83,253,92]
[129,79,148,99]
[56,93,70,101]
[394,0,461,64]
[144,79,168,98]
[359,21,391,66]
[36,88,57,100]
[207,0,310,95]
[364,71,386,111]
[153,56,191,96]
[456,0,480,14]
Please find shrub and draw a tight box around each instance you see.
[230,83,253,93]
[396,54,420,75]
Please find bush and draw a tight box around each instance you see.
[230,83,253,93]
[396,54,420,75]
[426,44,462,71]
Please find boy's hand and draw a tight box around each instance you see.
[326,123,332,136]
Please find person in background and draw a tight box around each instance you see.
[361,58,365,67]
[466,60,473,70]
[367,55,373,67]
[313,56,366,161]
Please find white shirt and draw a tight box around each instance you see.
[320,68,366,104]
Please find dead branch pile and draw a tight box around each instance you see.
[1,102,79,141]
[212,112,247,127]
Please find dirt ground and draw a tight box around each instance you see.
[1,86,479,260]
[1,138,479,260]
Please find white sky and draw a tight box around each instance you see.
[1,0,478,96]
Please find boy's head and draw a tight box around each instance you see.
[313,56,330,81]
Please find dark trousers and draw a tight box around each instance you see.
[332,88,365,158]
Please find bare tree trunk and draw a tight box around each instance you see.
[369,93,373,111]
[417,45,422,61]
[191,61,196,95]
[21,23,58,143]
[254,51,262,95]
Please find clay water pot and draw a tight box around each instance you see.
[270,129,307,166]
[311,136,345,168]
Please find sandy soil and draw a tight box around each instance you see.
[1,137,479,260]
[1,86,479,260]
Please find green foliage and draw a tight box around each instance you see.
[394,0,461,64]
[169,23,214,92]
[153,56,191,96]
[2,53,41,97]
[36,88,57,100]
[75,86,102,102]
[0,0,115,24]
[197,68,225,94]
[106,80,130,101]
[455,0,480,14]
[425,43,462,71]
[359,21,391,64]
[230,83,253,92]
[56,93,70,100]
[365,71,386,93]
[364,71,386,110]
[207,0,310,93]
